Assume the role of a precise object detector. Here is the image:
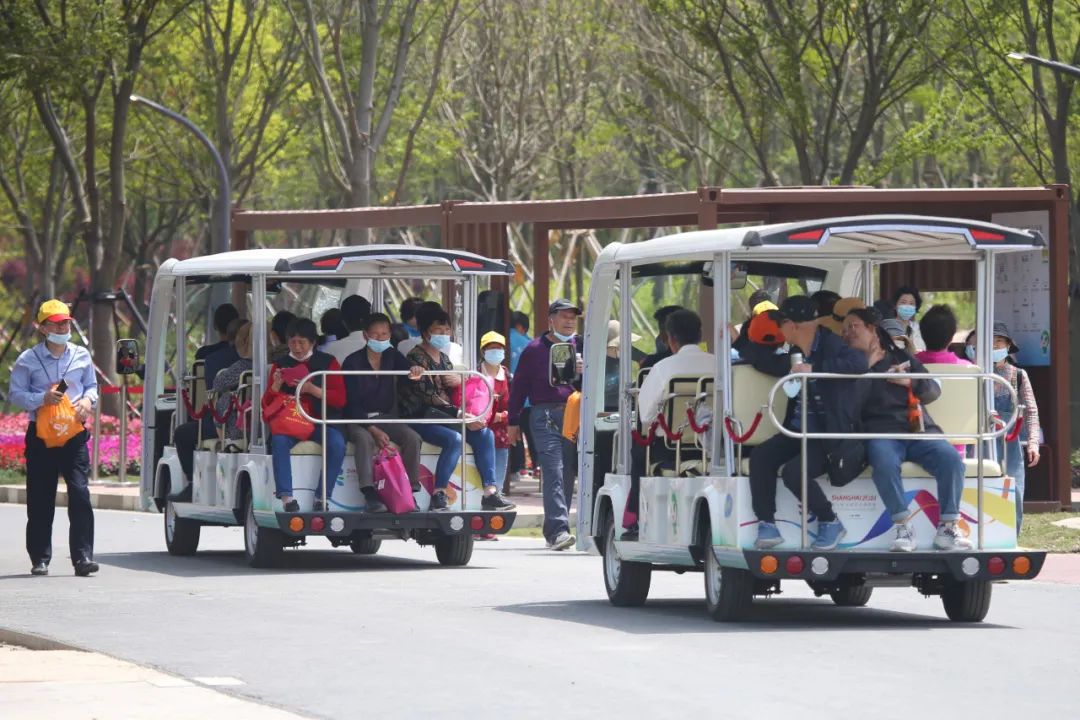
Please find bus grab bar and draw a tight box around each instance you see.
[761,370,1021,552]
[292,369,496,512]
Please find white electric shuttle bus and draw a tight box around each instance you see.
[139,246,516,568]
[575,215,1046,622]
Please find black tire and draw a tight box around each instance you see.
[829,585,873,607]
[350,537,382,555]
[601,509,651,607]
[701,515,752,621]
[942,580,992,622]
[243,487,284,569]
[434,533,473,566]
[163,478,200,556]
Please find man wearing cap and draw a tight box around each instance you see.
[9,300,99,576]
[507,299,583,550]
[743,296,868,551]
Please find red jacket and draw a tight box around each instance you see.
[487,367,511,449]
[262,351,346,420]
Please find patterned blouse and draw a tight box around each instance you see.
[212,358,253,441]
[399,346,455,419]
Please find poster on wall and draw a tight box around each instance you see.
[990,210,1051,367]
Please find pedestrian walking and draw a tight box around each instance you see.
[507,299,583,550]
[9,299,99,576]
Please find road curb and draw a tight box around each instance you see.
[0,626,84,652]
[0,485,142,512]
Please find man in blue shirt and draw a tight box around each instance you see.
[508,311,531,374]
[9,299,99,577]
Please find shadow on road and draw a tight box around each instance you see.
[93,549,495,578]
[495,597,1015,633]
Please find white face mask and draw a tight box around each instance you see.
[290,350,313,362]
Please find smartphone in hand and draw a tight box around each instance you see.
[56,379,68,393]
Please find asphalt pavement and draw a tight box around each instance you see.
[1,503,1078,720]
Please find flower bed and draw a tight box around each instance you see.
[0,413,141,475]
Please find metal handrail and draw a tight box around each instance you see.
[762,370,1022,552]
[290,369,495,511]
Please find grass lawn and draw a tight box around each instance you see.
[1019,512,1080,553]
[0,469,24,485]
[506,527,544,539]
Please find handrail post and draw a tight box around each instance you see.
[800,374,808,551]
[977,375,985,550]
[459,368,467,511]
[322,386,328,510]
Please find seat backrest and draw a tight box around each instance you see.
[191,360,207,412]
[663,375,708,449]
[922,363,980,444]
[730,364,782,446]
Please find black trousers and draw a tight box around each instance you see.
[174,420,198,480]
[748,432,835,524]
[25,425,94,566]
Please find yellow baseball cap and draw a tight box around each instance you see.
[37,299,72,324]
[480,331,506,348]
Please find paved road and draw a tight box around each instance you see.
[1,503,1077,720]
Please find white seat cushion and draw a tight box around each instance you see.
[738,456,1002,478]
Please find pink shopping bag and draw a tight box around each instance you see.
[373,447,416,514]
[450,376,494,422]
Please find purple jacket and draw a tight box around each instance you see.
[508,334,578,426]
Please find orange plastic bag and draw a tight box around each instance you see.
[37,393,83,448]
[562,391,582,442]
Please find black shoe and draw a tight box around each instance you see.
[429,490,449,511]
[283,498,300,512]
[361,488,389,513]
[621,524,639,541]
[482,492,516,511]
[30,562,48,576]
[74,560,99,577]
[313,499,326,512]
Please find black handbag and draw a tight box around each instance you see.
[421,404,457,421]
[825,439,867,486]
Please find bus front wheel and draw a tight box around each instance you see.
[244,488,284,569]
[701,517,752,621]
[942,579,991,622]
[601,510,651,607]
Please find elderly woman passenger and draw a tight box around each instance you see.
[212,321,255,446]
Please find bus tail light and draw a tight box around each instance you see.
[310,516,325,532]
[470,516,484,531]
[785,556,804,575]
[288,517,304,532]
[1012,556,1031,575]
[987,557,1005,576]
[490,515,505,531]
[759,555,778,575]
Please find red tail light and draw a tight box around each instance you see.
[310,516,326,532]
[470,516,484,531]
[970,229,1004,242]
[785,556,804,574]
[789,229,824,242]
[987,557,1005,575]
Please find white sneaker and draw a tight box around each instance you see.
[889,523,917,552]
[933,521,973,551]
[549,531,576,551]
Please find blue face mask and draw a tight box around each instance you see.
[897,304,917,321]
[484,349,506,365]
[406,324,422,338]
[47,332,71,345]
[429,334,451,350]
[553,331,575,342]
[782,379,802,399]
[367,338,392,353]
[965,345,976,361]
[992,347,1009,363]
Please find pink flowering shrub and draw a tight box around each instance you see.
[0,413,142,476]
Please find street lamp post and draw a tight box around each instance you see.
[1006,52,1080,80]
[130,94,231,330]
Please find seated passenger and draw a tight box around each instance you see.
[892,285,925,351]
[342,313,424,513]
[811,290,841,320]
[817,296,865,336]
[262,318,347,512]
[604,320,640,412]
[398,309,512,512]
[744,296,868,551]
[270,310,296,363]
[325,295,371,363]
[392,296,425,347]
[639,305,684,370]
[915,305,971,366]
[211,321,255,447]
[622,309,714,539]
[397,301,465,366]
[318,307,349,350]
[880,318,911,353]
[842,308,971,552]
[197,303,240,360]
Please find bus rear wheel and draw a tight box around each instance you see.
[701,516,752,621]
[942,579,992,622]
[601,509,651,607]
[164,478,200,556]
[434,533,473,566]
[244,488,284,569]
